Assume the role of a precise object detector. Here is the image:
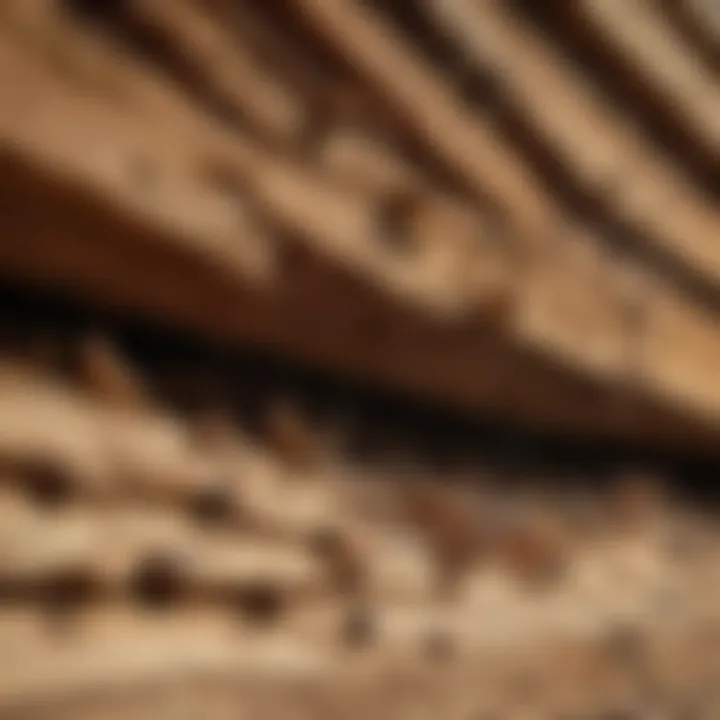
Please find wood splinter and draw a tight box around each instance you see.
[187,483,241,527]
[129,551,190,609]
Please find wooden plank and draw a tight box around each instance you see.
[578,0,720,156]
[428,0,720,288]
[0,0,719,450]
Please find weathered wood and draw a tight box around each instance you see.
[0,0,719,451]
[428,0,720,287]
[578,0,720,156]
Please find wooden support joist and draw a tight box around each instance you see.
[271,0,720,426]
[653,0,720,71]
[284,0,558,234]
[427,0,720,290]
[575,0,720,158]
[0,0,720,450]
[0,27,277,288]
[1,9,505,319]
[115,0,309,145]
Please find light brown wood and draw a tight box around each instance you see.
[0,0,719,452]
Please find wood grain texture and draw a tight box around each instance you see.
[0,0,719,452]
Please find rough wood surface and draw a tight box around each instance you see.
[0,0,719,452]
[0,335,717,718]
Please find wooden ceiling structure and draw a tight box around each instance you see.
[0,0,719,451]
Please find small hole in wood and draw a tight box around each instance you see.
[233,583,286,627]
[21,460,75,508]
[188,484,237,526]
[40,567,100,612]
[130,552,188,609]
